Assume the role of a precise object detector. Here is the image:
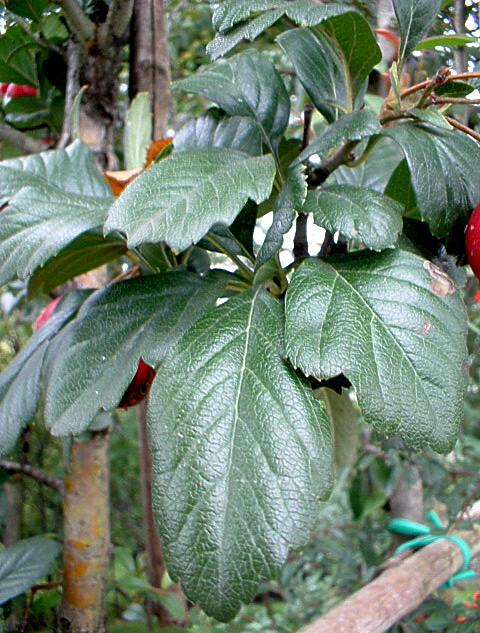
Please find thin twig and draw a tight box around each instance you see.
[436,97,480,106]
[0,459,64,495]
[55,0,95,47]
[0,122,45,154]
[58,39,81,149]
[293,104,314,261]
[446,116,480,143]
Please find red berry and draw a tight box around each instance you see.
[466,203,480,280]
[0,83,9,96]
[118,358,156,409]
[5,83,37,98]
[34,296,62,330]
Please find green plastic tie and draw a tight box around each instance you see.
[387,510,477,589]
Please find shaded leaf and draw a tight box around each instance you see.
[0,537,60,605]
[285,250,467,452]
[304,184,403,250]
[318,388,359,468]
[105,148,275,252]
[174,109,262,156]
[45,271,230,436]
[124,92,152,170]
[0,292,87,456]
[176,51,290,147]
[149,288,333,620]
[0,25,38,86]
[393,0,442,64]
[6,0,48,21]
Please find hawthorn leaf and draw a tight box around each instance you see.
[124,92,152,170]
[0,25,38,86]
[278,14,380,121]
[175,51,290,147]
[256,166,306,268]
[0,291,87,457]
[174,109,262,156]
[415,34,478,51]
[393,0,442,64]
[149,288,333,620]
[304,184,403,250]
[45,271,230,436]
[318,388,359,468]
[207,1,354,59]
[0,141,113,285]
[285,250,468,452]
[28,233,127,297]
[383,122,480,237]
[0,537,60,605]
[296,110,380,165]
[105,149,275,251]
[6,0,49,22]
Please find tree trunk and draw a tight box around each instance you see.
[129,0,172,138]
[60,430,111,633]
[389,464,424,548]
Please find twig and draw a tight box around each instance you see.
[106,0,134,41]
[0,459,64,495]
[58,39,81,149]
[436,97,480,106]
[446,116,480,143]
[293,105,313,261]
[55,0,95,47]
[0,122,45,154]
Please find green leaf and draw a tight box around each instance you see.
[0,537,60,605]
[149,288,333,620]
[174,109,262,156]
[0,142,114,285]
[45,271,230,436]
[278,15,380,121]
[318,388,359,468]
[175,51,290,147]
[105,148,276,252]
[383,122,480,237]
[124,92,152,170]
[5,0,48,21]
[256,166,306,268]
[414,34,479,51]
[304,184,403,250]
[0,291,87,457]
[285,250,468,452]
[0,25,39,86]
[393,0,442,64]
[28,233,127,297]
[207,1,354,59]
[296,110,380,165]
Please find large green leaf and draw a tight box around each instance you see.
[174,109,262,156]
[383,122,480,237]
[176,51,290,148]
[0,537,60,605]
[45,271,230,436]
[296,110,380,166]
[207,1,354,59]
[105,148,275,252]
[28,233,127,297]
[0,141,113,285]
[0,25,39,86]
[256,166,306,268]
[285,250,468,452]
[0,292,87,457]
[393,0,442,65]
[278,15,380,122]
[149,288,333,620]
[304,184,403,250]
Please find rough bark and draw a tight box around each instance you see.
[299,524,480,633]
[129,0,172,138]
[60,431,111,633]
[390,464,424,548]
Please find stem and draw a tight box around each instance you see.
[0,123,45,154]
[293,105,313,261]
[55,0,95,47]
[58,39,81,149]
[0,459,64,495]
[205,235,254,281]
[445,116,480,143]
[436,97,480,106]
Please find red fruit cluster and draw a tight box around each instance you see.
[118,359,156,409]
[466,202,480,280]
[0,83,37,98]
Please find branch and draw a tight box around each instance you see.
[58,39,81,149]
[55,0,95,47]
[0,122,45,154]
[106,0,134,40]
[299,524,480,633]
[0,460,64,495]
[293,104,313,261]
[446,116,480,143]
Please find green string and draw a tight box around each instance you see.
[388,510,477,588]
